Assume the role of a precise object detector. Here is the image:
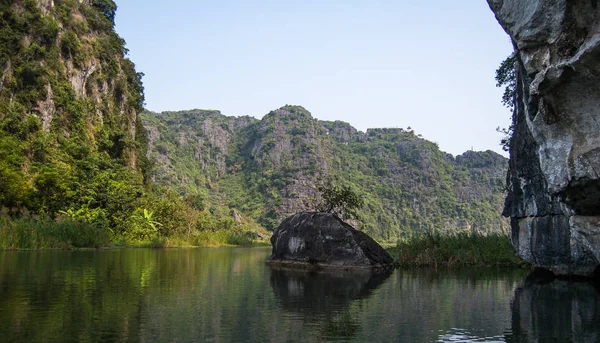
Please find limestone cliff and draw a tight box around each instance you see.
[142,106,509,241]
[0,0,148,223]
[0,0,145,170]
[488,0,600,276]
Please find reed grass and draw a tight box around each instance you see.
[0,216,110,250]
[0,216,268,250]
[388,232,524,267]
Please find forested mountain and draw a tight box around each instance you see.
[142,106,509,241]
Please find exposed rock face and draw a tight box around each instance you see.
[488,0,600,276]
[267,212,394,268]
[142,110,257,183]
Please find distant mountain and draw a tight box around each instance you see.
[142,105,509,241]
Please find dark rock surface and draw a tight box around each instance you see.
[269,267,392,316]
[488,0,600,276]
[507,275,600,342]
[267,212,394,268]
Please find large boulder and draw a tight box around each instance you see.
[267,212,394,268]
[488,0,600,276]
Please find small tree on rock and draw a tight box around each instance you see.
[312,176,364,220]
[495,52,517,152]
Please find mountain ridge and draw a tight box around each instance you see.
[142,105,509,241]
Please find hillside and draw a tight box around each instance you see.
[0,1,240,249]
[0,0,150,225]
[142,106,509,241]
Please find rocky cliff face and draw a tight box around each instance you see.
[0,0,145,170]
[0,0,148,214]
[488,0,600,276]
[143,110,257,185]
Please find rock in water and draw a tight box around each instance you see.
[267,212,394,268]
[488,0,600,276]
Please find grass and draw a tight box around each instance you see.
[0,216,110,250]
[387,232,525,268]
[0,216,270,250]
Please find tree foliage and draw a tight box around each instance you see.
[0,0,267,249]
[92,0,117,25]
[495,52,516,110]
[495,52,517,152]
[313,176,364,220]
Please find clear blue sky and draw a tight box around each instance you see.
[115,1,513,156]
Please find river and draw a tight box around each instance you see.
[0,248,598,342]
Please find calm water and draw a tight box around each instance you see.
[0,248,598,342]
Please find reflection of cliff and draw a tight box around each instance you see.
[507,276,600,342]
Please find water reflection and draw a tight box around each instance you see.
[269,266,391,340]
[506,274,600,343]
[2,248,599,342]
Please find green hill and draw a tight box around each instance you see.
[142,105,509,242]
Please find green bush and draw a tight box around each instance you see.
[127,208,161,240]
[91,0,117,24]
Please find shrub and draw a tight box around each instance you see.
[312,175,364,220]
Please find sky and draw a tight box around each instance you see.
[114,1,513,156]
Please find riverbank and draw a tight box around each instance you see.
[1,216,524,269]
[388,232,525,268]
[0,216,270,250]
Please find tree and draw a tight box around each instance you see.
[92,0,117,24]
[496,52,516,110]
[495,52,517,152]
[313,176,364,220]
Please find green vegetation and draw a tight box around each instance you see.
[143,107,509,243]
[0,0,267,249]
[0,205,268,249]
[0,214,110,250]
[495,52,517,151]
[312,176,364,220]
[495,52,517,111]
[388,232,524,267]
[0,1,511,250]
